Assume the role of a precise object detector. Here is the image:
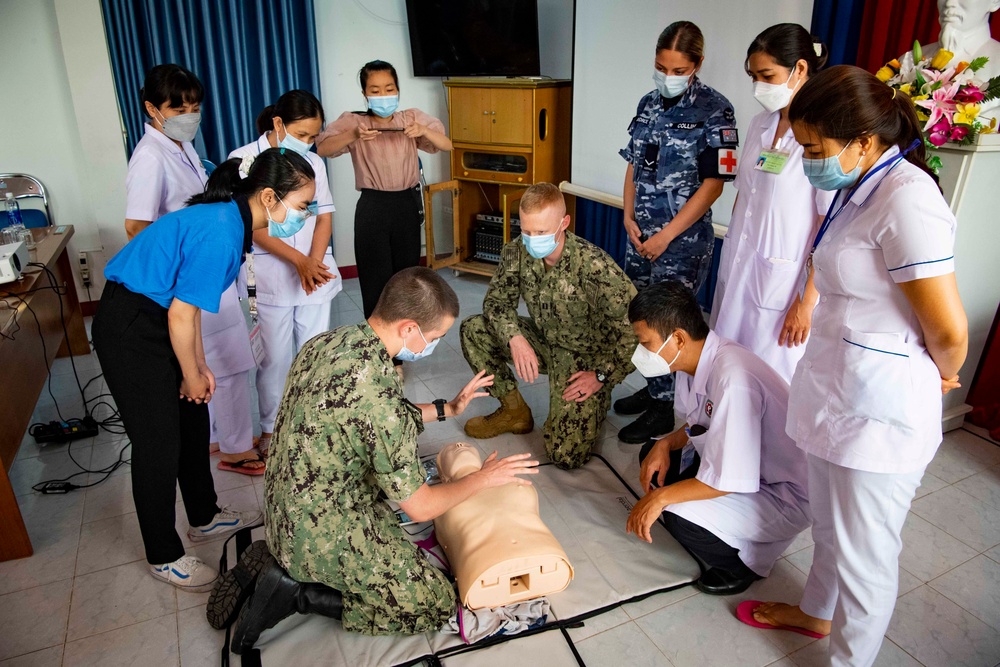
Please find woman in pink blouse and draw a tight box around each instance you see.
[317,60,452,326]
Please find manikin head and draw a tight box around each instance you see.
[436,443,483,482]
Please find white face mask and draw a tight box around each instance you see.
[631,334,681,378]
[752,70,800,113]
[653,70,691,99]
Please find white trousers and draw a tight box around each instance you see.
[255,301,332,432]
[800,454,924,667]
[208,371,253,454]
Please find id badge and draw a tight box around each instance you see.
[754,149,790,174]
[249,321,265,365]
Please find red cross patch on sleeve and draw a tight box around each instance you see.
[718,149,738,176]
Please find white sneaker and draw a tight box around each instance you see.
[187,506,263,543]
[149,555,218,592]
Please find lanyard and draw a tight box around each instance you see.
[245,252,257,320]
[810,139,920,259]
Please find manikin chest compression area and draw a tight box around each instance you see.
[433,443,574,610]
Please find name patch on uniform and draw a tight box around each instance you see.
[662,122,704,130]
[719,128,739,145]
[705,400,714,418]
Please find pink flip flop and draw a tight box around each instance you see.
[736,600,827,639]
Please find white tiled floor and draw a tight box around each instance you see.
[2,272,1000,666]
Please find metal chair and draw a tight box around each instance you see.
[0,174,51,228]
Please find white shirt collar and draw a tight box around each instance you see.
[847,144,902,207]
[143,121,185,154]
[689,330,721,398]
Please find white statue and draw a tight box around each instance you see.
[925,0,1000,120]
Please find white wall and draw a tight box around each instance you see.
[0,0,126,299]
[570,0,814,225]
[314,0,452,267]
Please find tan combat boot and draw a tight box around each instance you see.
[464,389,534,439]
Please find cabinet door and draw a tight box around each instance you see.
[489,88,533,145]
[449,88,490,144]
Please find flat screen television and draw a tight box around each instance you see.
[405,0,541,77]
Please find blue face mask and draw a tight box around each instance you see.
[522,232,559,259]
[278,126,313,156]
[397,325,439,362]
[267,198,309,238]
[367,95,399,118]
[802,140,864,191]
[653,70,690,99]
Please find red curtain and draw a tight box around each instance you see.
[855,0,941,73]
[856,2,1000,74]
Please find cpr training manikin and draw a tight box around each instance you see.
[433,443,574,610]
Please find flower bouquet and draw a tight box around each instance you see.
[877,42,1000,170]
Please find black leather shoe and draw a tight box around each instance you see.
[206,540,270,630]
[613,386,654,416]
[695,567,760,596]
[617,403,675,444]
[230,556,343,654]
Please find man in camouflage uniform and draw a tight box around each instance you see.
[252,267,536,640]
[616,56,739,444]
[461,183,637,469]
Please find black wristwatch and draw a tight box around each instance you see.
[596,370,608,384]
[433,398,448,422]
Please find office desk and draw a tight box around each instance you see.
[0,226,89,561]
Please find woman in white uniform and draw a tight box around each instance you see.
[711,24,833,382]
[124,64,259,474]
[738,66,969,667]
[229,90,341,456]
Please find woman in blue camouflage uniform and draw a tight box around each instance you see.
[615,21,740,444]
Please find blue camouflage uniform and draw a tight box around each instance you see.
[620,76,737,402]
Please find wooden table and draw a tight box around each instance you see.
[0,226,89,561]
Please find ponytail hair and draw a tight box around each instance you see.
[746,23,828,76]
[789,65,939,185]
[187,147,315,206]
[255,89,325,135]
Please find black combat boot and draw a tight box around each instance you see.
[617,401,675,444]
[231,556,343,654]
[613,386,655,415]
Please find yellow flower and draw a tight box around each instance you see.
[930,49,954,70]
[954,103,980,125]
[899,83,914,95]
[876,66,894,82]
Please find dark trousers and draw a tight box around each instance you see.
[639,442,754,578]
[354,187,422,319]
[92,282,219,564]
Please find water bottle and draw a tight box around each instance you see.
[4,193,34,250]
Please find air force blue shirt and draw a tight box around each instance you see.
[105,197,252,313]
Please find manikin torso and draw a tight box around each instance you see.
[433,443,573,610]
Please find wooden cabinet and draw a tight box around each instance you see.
[425,79,572,277]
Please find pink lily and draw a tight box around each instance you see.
[915,82,959,131]
[920,66,957,86]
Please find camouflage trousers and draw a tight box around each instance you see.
[625,220,714,403]
[460,314,613,469]
[272,504,455,635]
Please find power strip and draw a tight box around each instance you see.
[32,416,100,444]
